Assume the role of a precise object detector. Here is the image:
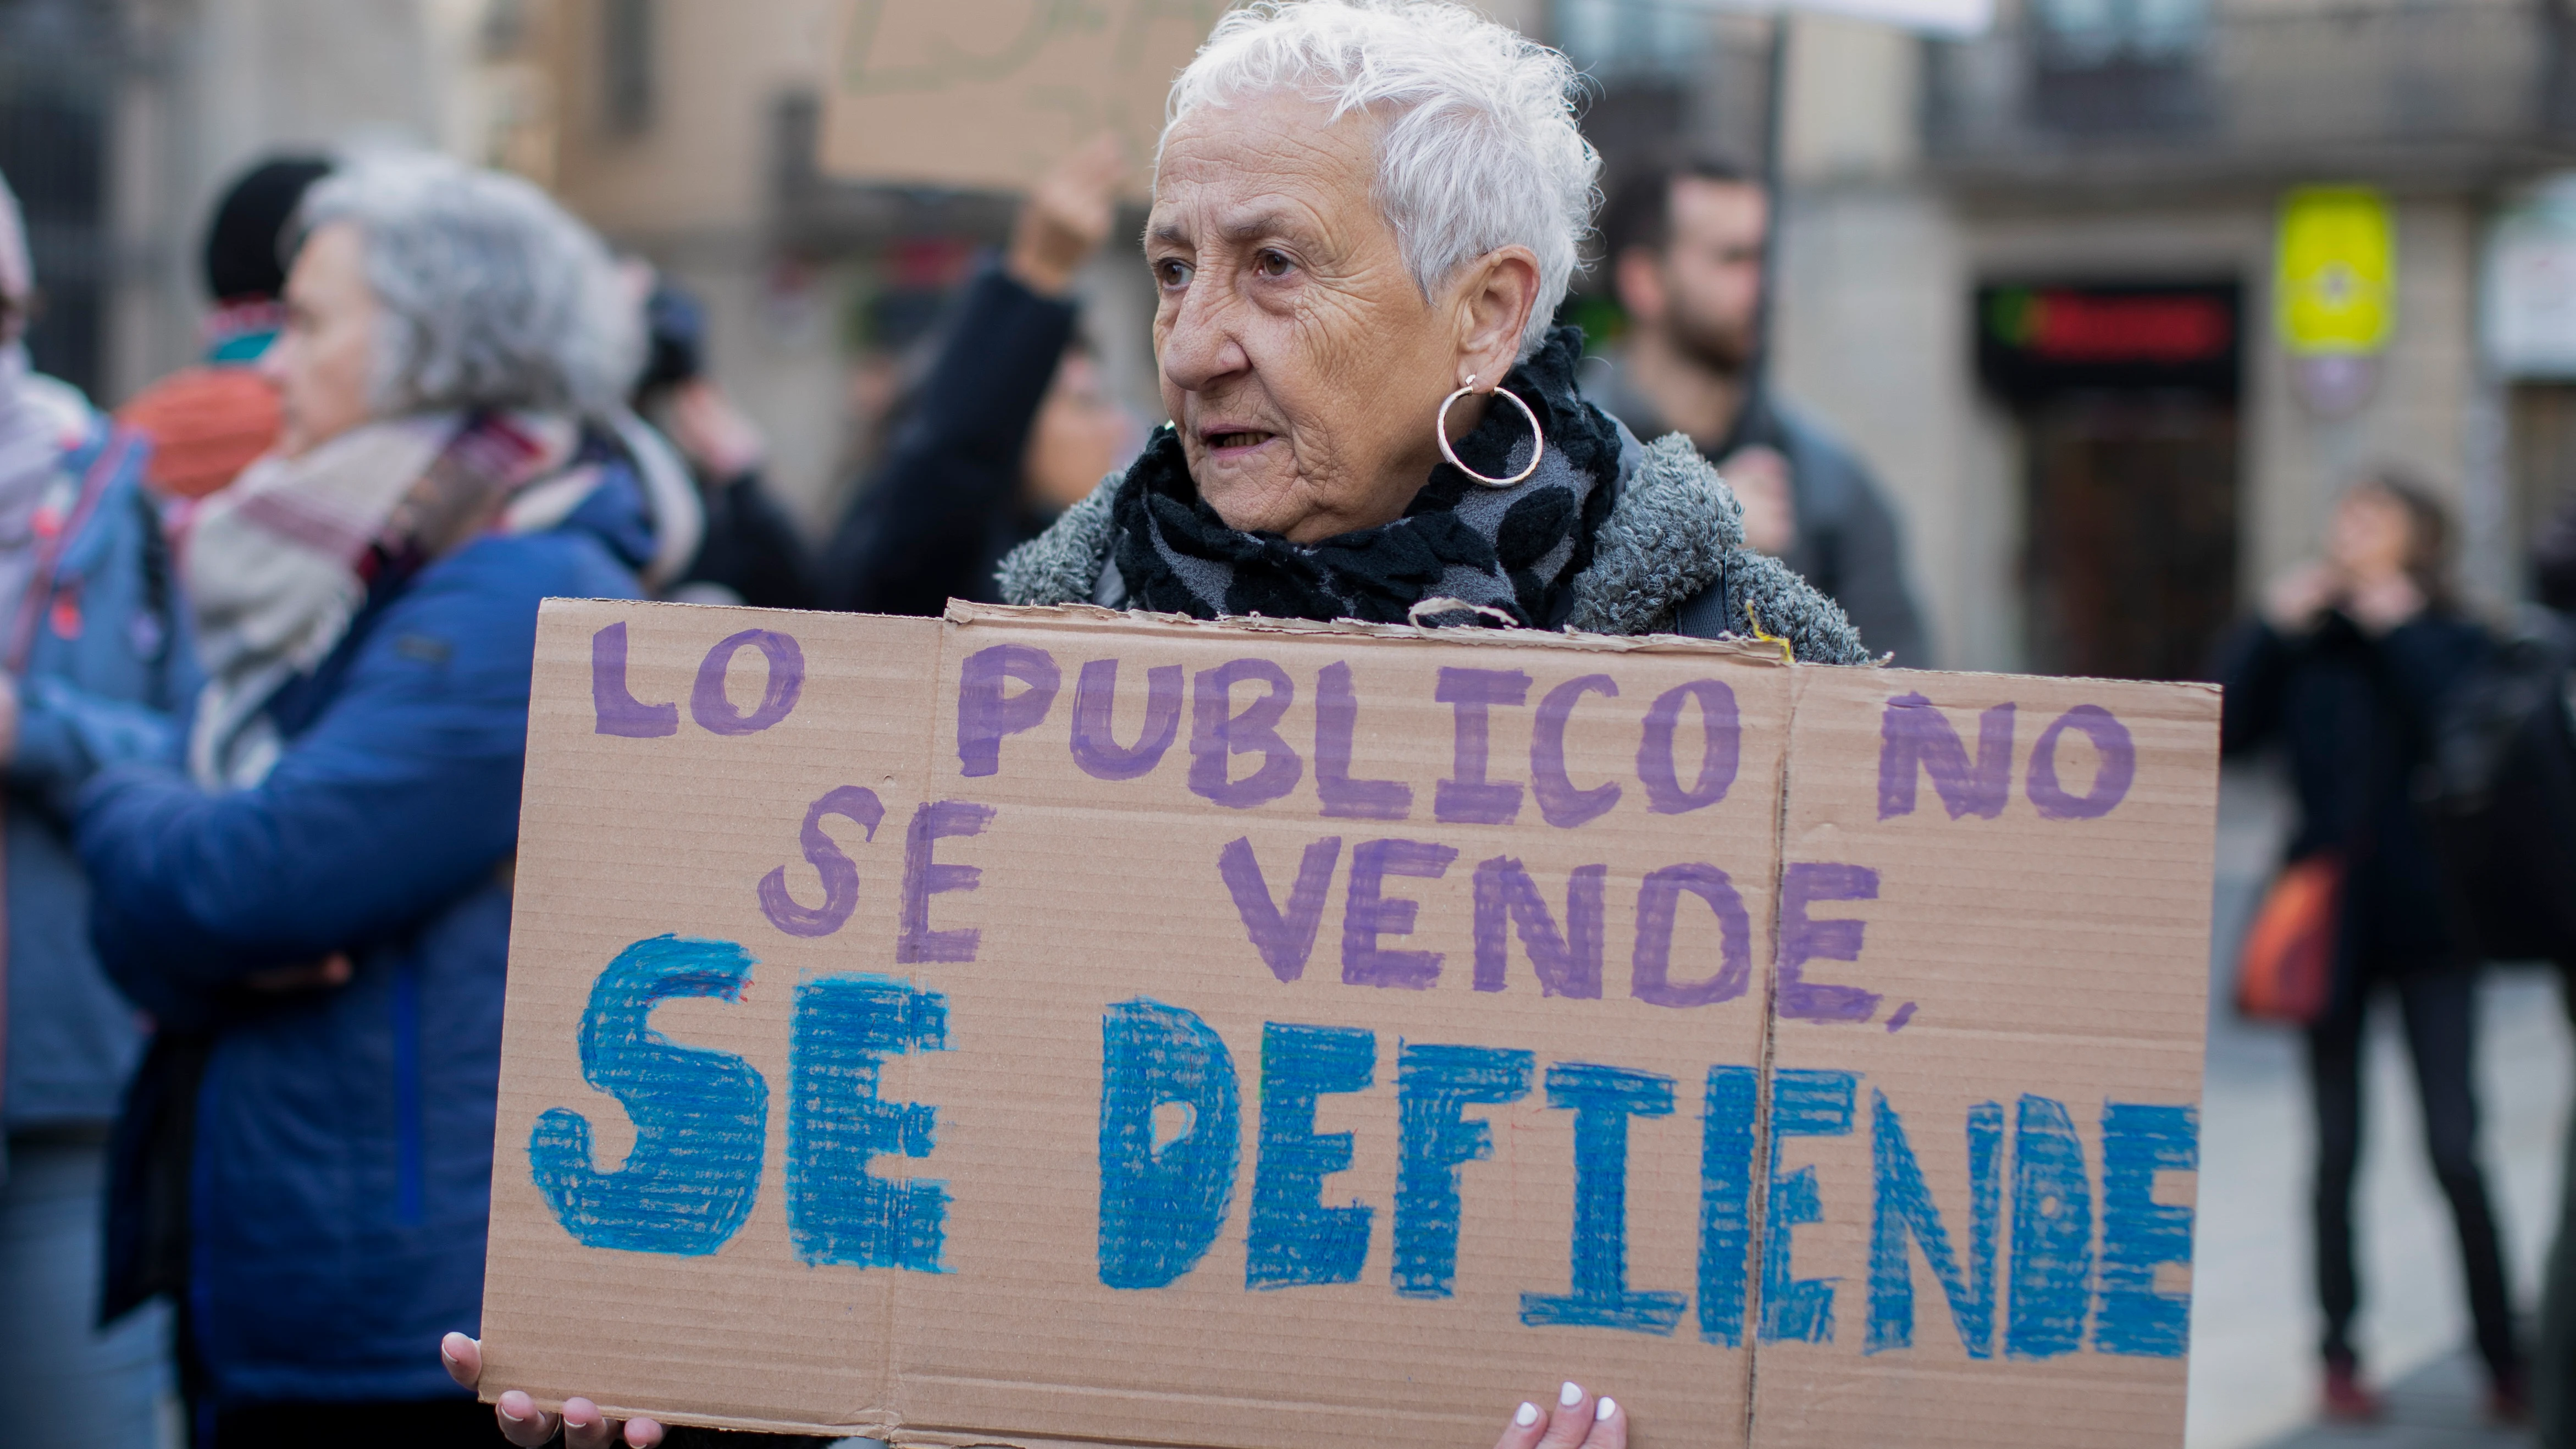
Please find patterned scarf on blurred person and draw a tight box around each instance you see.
[182,411,588,787]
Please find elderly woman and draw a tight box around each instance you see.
[995,0,1865,661]
[445,2,1862,1447]
[70,154,695,1448]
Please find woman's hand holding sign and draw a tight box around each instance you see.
[446,1332,1626,1449]
[1498,1381,1627,1449]
[445,1333,664,1448]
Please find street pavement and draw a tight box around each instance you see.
[2187,764,2570,1449]
[2256,1349,2532,1449]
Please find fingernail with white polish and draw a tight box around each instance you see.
[497,1402,524,1424]
[1596,1397,1618,1422]
[1560,1381,1583,1407]
[1516,1403,1540,1427]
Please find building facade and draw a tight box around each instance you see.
[1766,0,2576,674]
[21,0,2576,679]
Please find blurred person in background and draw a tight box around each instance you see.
[2216,472,2523,1424]
[70,152,699,1449]
[0,168,194,1449]
[117,156,334,504]
[1582,155,1928,666]
[632,270,819,609]
[820,135,1143,616]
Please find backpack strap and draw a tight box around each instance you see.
[5,422,139,672]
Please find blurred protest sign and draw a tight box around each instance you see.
[818,0,1230,195]
[1701,0,1992,34]
[814,0,1990,199]
[481,600,2215,1447]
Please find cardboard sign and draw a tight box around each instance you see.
[818,0,1230,195]
[480,600,2219,1448]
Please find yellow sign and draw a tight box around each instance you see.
[2276,187,2395,355]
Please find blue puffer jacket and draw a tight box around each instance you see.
[77,449,655,1408]
[5,410,195,1131]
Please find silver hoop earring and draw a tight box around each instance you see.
[1436,375,1544,488]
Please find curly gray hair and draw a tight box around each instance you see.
[299,154,638,418]
[1165,0,1601,358]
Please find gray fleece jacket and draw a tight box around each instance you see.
[996,420,1875,666]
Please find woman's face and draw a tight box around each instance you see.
[1146,92,1537,544]
[1024,351,1137,511]
[2328,485,2413,583]
[264,221,379,457]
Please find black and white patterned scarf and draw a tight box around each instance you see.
[1108,327,1623,627]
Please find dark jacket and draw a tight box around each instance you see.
[78,451,655,1408]
[2218,609,2490,977]
[821,263,1076,615]
[5,411,195,1131]
[999,414,1873,666]
[1581,355,1931,667]
[669,466,817,611]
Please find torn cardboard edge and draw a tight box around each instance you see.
[939,601,2231,699]
[939,599,1803,663]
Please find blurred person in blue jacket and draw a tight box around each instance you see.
[73,152,699,1449]
[0,169,196,1449]
[820,136,1144,615]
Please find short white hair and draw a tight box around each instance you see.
[1164,0,1600,358]
[300,154,639,418]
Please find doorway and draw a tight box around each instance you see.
[1975,279,2243,681]
[2022,392,2241,681]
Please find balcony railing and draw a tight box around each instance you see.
[1925,1,2576,189]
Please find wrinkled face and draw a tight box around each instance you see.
[1146,93,1472,544]
[1627,177,1765,375]
[2328,484,2415,581]
[264,221,379,456]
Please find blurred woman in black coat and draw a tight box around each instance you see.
[2217,472,2522,1424]
[820,138,1140,616]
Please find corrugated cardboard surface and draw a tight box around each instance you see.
[481,601,2218,1448]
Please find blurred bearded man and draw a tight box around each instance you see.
[1583,156,1929,666]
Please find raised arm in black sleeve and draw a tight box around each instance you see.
[820,263,1079,616]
